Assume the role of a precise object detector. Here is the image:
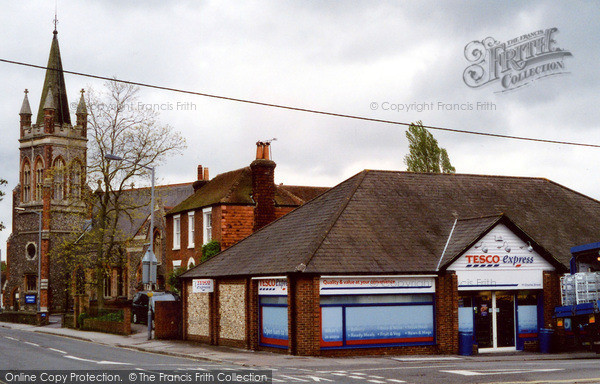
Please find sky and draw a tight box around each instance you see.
[1,1,599,260]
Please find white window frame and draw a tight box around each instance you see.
[203,207,212,245]
[188,212,195,248]
[173,214,181,250]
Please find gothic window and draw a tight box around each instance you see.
[53,158,66,201]
[103,273,112,298]
[34,158,44,201]
[69,161,83,199]
[22,159,31,203]
[25,275,37,292]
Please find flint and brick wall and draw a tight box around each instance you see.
[218,282,246,345]
[187,289,211,339]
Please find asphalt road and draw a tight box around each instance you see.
[0,327,599,384]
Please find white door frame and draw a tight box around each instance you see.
[479,291,517,353]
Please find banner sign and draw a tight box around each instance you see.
[319,277,435,295]
[25,294,36,304]
[258,279,287,296]
[192,279,214,293]
[455,269,543,291]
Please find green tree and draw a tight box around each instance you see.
[404,121,455,173]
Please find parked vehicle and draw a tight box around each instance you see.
[132,291,180,325]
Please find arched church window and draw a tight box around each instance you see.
[53,158,66,201]
[22,159,31,203]
[69,161,83,199]
[34,158,44,201]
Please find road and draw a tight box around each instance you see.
[0,326,599,384]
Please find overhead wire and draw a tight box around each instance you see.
[2,57,599,149]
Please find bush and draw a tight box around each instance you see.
[77,312,89,327]
[168,265,188,294]
[201,240,220,262]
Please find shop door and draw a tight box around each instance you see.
[496,292,515,348]
[473,291,516,350]
[473,292,493,348]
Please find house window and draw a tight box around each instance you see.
[25,275,37,292]
[103,274,112,298]
[173,215,181,250]
[187,257,196,269]
[22,160,31,202]
[188,212,195,248]
[203,208,212,244]
[320,294,435,349]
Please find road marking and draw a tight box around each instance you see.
[279,375,310,382]
[441,369,564,376]
[487,379,600,384]
[24,342,40,347]
[65,355,97,363]
[304,376,334,382]
[387,380,406,383]
[393,357,460,362]
[4,336,18,341]
[330,373,347,376]
[350,373,366,376]
[367,380,386,384]
[368,376,384,379]
[64,355,131,365]
[98,360,132,365]
[347,376,366,380]
[48,348,67,354]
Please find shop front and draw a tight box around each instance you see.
[448,223,554,352]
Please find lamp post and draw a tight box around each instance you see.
[15,207,43,313]
[104,153,156,340]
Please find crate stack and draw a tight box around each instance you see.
[561,272,600,306]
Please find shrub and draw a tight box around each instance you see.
[201,240,220,262]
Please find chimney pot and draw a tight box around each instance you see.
[197,165,203,181]
[203,167,209,181]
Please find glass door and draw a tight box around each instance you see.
[473,292,493,349]
[495,292,515,348]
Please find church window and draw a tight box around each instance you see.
[35,159,44,201]
[53,158,66,201]
[22,160,31,202]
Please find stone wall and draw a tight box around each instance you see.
[187,290,210,337]
[218,283,246,341]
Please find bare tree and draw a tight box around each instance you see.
[55,81,186,308]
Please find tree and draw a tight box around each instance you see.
[55,81,186,308]
[404,121,455,173]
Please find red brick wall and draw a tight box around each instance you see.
[219,206,254,250]
[435,272,459,354]
[543,271,560,328]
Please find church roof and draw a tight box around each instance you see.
[36,30,71,126]
[183,170,600,278]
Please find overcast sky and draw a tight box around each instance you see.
[1,1,599,260]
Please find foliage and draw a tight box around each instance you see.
[201,240,221,262]
[52,80,186,308]
[95,309,124,322]
[404,121,456,173]
[167,265,188,294]
[77,312,89,327]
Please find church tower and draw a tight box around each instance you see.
[6,27,88,315]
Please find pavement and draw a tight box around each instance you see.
[0,315,597,369]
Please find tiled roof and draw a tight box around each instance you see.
[183,170,600,278]
[167,167,328,215]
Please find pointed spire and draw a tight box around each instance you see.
[76,89,87,115]
[20,89,32,115]
[36,30,71,126]
[43,88,55,110]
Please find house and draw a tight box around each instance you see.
[165,142,329,275]
[180,170,600,356]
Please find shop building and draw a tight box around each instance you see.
[181,171,600,355]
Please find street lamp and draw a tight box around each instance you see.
[15,207,43,314]
[104,153,156,340]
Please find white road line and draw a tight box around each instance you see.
[350,373,367,375]
[368,376,384,379]
[441,369,564,376]
[348,376,367,380]
[279,375,310,382]
[4,336,18,341]
[48,348,67,354]
[387,380,406,383]
[24,342,40,347]
[65,355,96,363]
[330,373,347,376]
[367,380,386,384]
[98,361,132,365]
[393,357,460,362]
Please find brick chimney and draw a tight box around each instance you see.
[193,165,210,191]
[251,142,276,232]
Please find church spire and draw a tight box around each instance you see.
[36,28,71,126]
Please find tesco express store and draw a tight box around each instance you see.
[447,223,556,352]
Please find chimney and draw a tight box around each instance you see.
[193,165,210,191]
[251,142,276,232]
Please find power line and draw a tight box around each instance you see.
[2,57,599,149]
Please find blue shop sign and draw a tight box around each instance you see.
[25,294,37,304]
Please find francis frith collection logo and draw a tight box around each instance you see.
[463,28,572,93]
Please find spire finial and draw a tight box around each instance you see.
[24,89,29,95]
[80,89,85,96]
[53,3,58,34]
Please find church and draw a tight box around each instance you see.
[5,26,88,315]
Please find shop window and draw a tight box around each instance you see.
[320,294,435,349]
[517,291,539,338]
[458,296,474,333]
[259,296,288,348]
[173,215,180,250]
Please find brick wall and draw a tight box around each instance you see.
[155,301,182,340]
[543,271,560,328]
[187,289,210,338]
[435,272,459,354]
[220,206,254,250]
[250,159,276,232]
